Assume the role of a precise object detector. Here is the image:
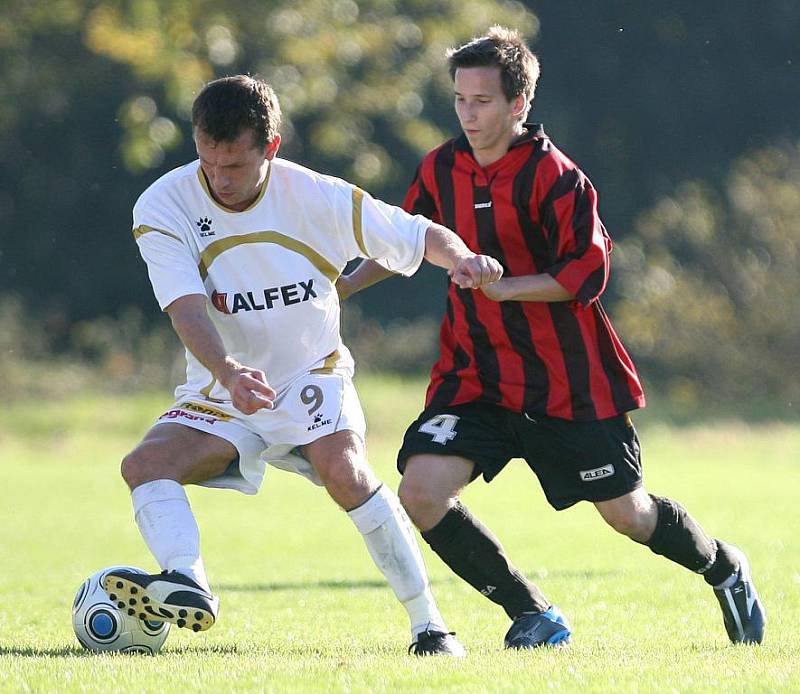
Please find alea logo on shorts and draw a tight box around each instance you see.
[579,464,615,482]
[211,279,317,314]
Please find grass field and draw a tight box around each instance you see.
[0,374,798,693]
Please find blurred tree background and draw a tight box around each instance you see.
[0,0,798,416]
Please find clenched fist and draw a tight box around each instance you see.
[450,254,504,289]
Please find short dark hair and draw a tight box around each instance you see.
[192,75,281,149]
[447,26,540,105]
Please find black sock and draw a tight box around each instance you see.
[421,500,549,619]
[646,495,739,585]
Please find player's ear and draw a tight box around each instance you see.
[265,134,281,161]
[511,94,527,119]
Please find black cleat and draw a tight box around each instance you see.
[713,545,766,644]
[102,569,219,632]
[504,606,571,649]
[409,630,466,657]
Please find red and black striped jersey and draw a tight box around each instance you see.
[404,124,645,421]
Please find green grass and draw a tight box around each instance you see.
[0,374,798,692]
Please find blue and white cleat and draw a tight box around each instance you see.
[102,569,219,632]
[713,545,765,644]
[504,606,571,649]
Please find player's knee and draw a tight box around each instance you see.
[120,450,146,490]
[398,477,446,529]
[318,456,378,508]
[120,446,170,491]
[600,504,655,542]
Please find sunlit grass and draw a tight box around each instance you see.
[0,375,797,692]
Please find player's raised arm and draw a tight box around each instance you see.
[165,294,276,414]
[423,223,503,289]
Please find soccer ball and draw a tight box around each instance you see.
[72,566,170,654]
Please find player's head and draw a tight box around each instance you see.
[192,75,282,211]
[447,27,540,156]
[192,75,281,149]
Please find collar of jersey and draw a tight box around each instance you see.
[454,122,547,154]
[196,161,271,213]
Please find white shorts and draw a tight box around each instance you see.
[153,371,366,494]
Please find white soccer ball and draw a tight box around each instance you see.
[72,566,170,654]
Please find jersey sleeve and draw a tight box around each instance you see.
[402,163,439,221]
[132,192,206,310]
[349,186,428,277]
[535,165,612,307]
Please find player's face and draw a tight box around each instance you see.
[195,128,281,211]
[454,66,526,166]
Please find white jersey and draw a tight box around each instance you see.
[133,158,429,399]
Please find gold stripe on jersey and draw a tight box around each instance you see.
[132,224,183,243]
[352,187,368,256]
[196,164,271,213]
[311,349,341,374]
[200,377,216,399]
[198,231,340,282]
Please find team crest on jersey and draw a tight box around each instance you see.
[196,216,215,237]
[211,280,318,315]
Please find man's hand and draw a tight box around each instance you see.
[219,361,277,415]
[450,254,504,289]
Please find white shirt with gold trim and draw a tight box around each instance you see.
[132,158,428,400]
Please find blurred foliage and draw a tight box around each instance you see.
[80,0,535,178]
[0,296,183,398]
[615,140,800,413]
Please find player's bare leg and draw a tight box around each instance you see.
[105,424,233,631]
[303,431,465,656]
[594,488,765,643]
[400,454,570,649]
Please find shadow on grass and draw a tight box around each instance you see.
[216,569,619,593]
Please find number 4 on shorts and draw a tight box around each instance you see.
[418,414,460,445]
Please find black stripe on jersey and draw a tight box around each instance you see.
[409,165,437,217]
[459,287,502,404]
[513,145,551,272]
[473,182,506,269]
[539,168,581,261]
[548,303,598,420]
[510,149,554,414]
[434,145,457,229]
[578,265,607,306]
[431,298,469,406]
[594,301,638,412]
[462,182,508,402]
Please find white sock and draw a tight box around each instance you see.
[131,479,210,592]
[347,484,447,639]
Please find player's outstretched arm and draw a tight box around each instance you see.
[165,294,276,414]
[480,274,576,303]
[336,259,396,301]
[424,223,503,289]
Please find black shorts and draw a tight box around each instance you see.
[397,402,642,510]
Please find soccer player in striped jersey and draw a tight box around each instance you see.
[104,75,505,656]
[339,27,764,648]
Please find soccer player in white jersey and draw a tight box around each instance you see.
[103,75,503,656]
